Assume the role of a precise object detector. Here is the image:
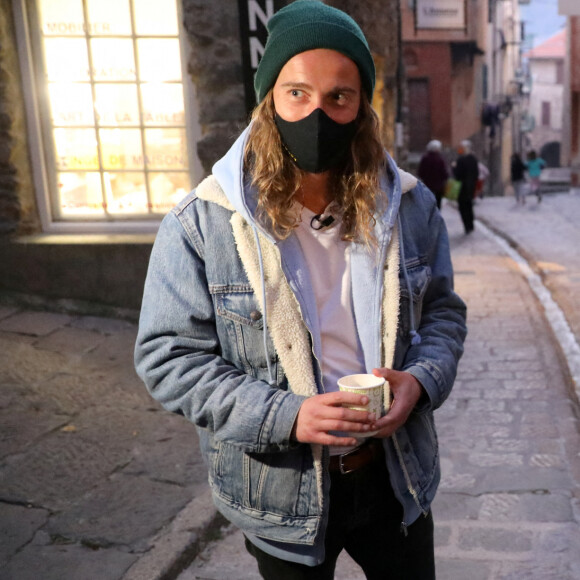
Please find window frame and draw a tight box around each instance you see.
[541,100,551,127]
[12,0,202,234]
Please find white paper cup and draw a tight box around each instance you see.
[338,373,385,438]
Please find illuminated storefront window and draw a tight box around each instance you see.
[36,0,192,221]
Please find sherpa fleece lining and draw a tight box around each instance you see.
[194,168,417,397]
[194,169,416,508]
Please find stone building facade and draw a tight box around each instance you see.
[524,30,565,166]
[0,0,402,311]
[401,0,487,160]
[561,9,580,190]
[0,0,39,236]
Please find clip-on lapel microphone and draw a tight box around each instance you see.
[310,214,335,230]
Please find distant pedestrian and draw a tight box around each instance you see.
[526,150,546,203]
[418,139,448,209]
[475,161,489,199]
[510,152,527,205]
[453,140,479,234]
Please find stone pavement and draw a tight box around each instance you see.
[1,196,580,580]
[473,191,580,356]
[432,199,580,579]
[0,309,216,580]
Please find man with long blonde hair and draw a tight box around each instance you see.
[136,1,466,578]
[245,78,384,245]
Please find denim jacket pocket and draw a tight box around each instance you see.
[209,439,319,517]
[394,412,439,497]
[398,259,432,339]
[210,284,278,381]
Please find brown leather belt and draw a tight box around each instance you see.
[329,438,383,475]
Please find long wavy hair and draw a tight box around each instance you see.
[243,91,386,245]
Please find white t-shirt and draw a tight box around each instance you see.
[294,204,366,456]
[294,204,366,392]
[244,203,368,561]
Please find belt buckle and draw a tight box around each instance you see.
[338,445,361,475]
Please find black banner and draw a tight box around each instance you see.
[238,0,285,117]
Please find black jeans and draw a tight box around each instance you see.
[244,453,435,580]
[458,190,474,233]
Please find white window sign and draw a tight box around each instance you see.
[416,0,465,30]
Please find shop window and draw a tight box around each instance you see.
[15,0,199,229]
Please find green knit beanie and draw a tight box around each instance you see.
[254,0,375,103]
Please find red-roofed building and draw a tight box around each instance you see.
[523,29,566,164]
[525,28,566,59]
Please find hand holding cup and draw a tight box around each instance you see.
[338,373,386,437]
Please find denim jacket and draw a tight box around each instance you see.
[135,126,467,549]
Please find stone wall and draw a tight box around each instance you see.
[0,0,39,236]
[182,0,249,175]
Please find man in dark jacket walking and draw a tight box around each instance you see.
[453,140,478,234]
[511,152,527,205]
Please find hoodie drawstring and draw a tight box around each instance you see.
[252,226,277,386]
[398,216,422,346]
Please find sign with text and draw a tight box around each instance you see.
[416,0,465,30]
[238,0,285,116]
[559,0,580,16]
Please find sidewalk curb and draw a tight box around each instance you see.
[476,214,580,520]
[472,208,580,550]
[121,486,226,580]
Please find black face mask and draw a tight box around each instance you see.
[275,108,357,174]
